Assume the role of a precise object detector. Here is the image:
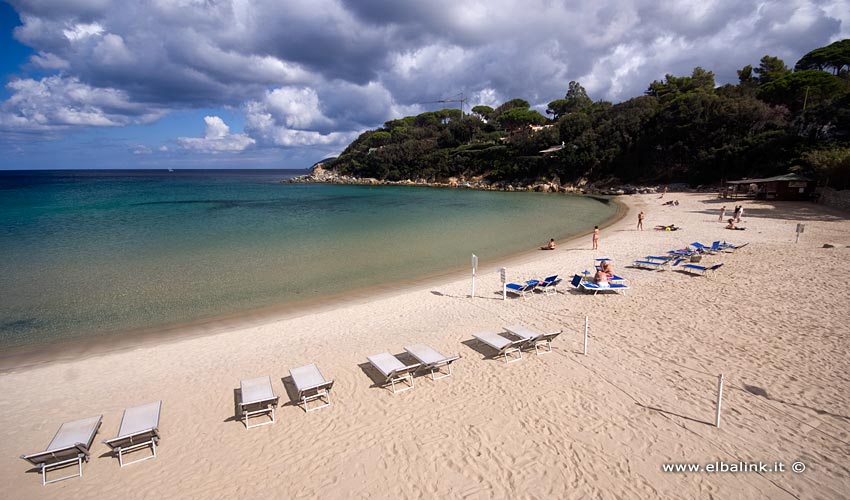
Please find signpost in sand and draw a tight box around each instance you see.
[471,254,478,299]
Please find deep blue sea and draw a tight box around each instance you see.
[0,169,617,349]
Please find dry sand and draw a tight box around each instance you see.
[1,193,849,500]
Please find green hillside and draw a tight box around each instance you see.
[329,40,850,189]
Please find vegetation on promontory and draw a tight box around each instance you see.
[323,40,850,190]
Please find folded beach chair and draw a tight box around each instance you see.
[536,275,562,295]
[290,364,334,412]
[678,262,724,276]
[102,401,162,467]
[239,376,279,429]
[472,331,527,363]
[367,353,420,393]
[668,248,697,257]
[633,255,669,270]
[505,282,536,299]
[721,242,749,252]
[404,344,460,381]
[20,415,103,485]
[503,325,562,355]
[570,274,629,295]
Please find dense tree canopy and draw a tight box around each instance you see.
[330,40,850,189]
[795,39,850,75]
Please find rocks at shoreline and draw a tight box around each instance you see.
[283,163,673,195]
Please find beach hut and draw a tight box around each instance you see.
[722,174,814,201]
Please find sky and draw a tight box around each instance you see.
[0,0,848,170]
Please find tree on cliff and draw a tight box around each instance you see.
[795,39,850,75]
[329,39,850,189]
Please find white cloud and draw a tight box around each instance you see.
[177,115,255,153]
[29,51,70,69]
[0,75,166,131]
[62,22,104,41]
[93,33,133,65]
[262,87,332,129]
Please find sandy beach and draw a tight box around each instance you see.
[2,192,849,500]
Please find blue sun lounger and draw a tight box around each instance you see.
[690,242,718,254]
[536,275,562,295]
[678,262,724,276]
[505,282,536,299]
[633,257,669,270]
[570,274,629,295]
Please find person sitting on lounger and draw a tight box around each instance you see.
[601,260,615,278]
[594,269,610,287]
[540,238,556,250]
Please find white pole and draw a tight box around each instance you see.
[583,316,588,355]
[715,374,724,428]
[471,254,477,299]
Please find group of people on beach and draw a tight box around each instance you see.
[719,204,746,230]
[719,204,744,222]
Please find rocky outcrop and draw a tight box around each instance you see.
[284,164,666,195]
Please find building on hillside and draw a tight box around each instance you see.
[721,174,814,200]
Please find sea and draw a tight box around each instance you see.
[0,169,618,350]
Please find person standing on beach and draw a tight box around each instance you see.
[736,205,744,222]
[637,211,644,230]
[592,226,599,250]
[719,205,726,222]
[733,205,741,222]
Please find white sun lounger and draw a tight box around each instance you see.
[367,353,420,394]
[404,344,461,381]
[103,401,162,467]
[290,363,334,412]
[20,415,103,485]
[239,376,279,429]
[503,325,562,355]
[472,331,527,363]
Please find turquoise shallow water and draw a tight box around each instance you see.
[0,170,617,349]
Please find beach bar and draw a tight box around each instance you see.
[721,173,814,200]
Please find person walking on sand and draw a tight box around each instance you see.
[592,226,599,250]
[719,205,726,222]
[736,205,744,223]
[637,211,644,231]
[733,205,741,222]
